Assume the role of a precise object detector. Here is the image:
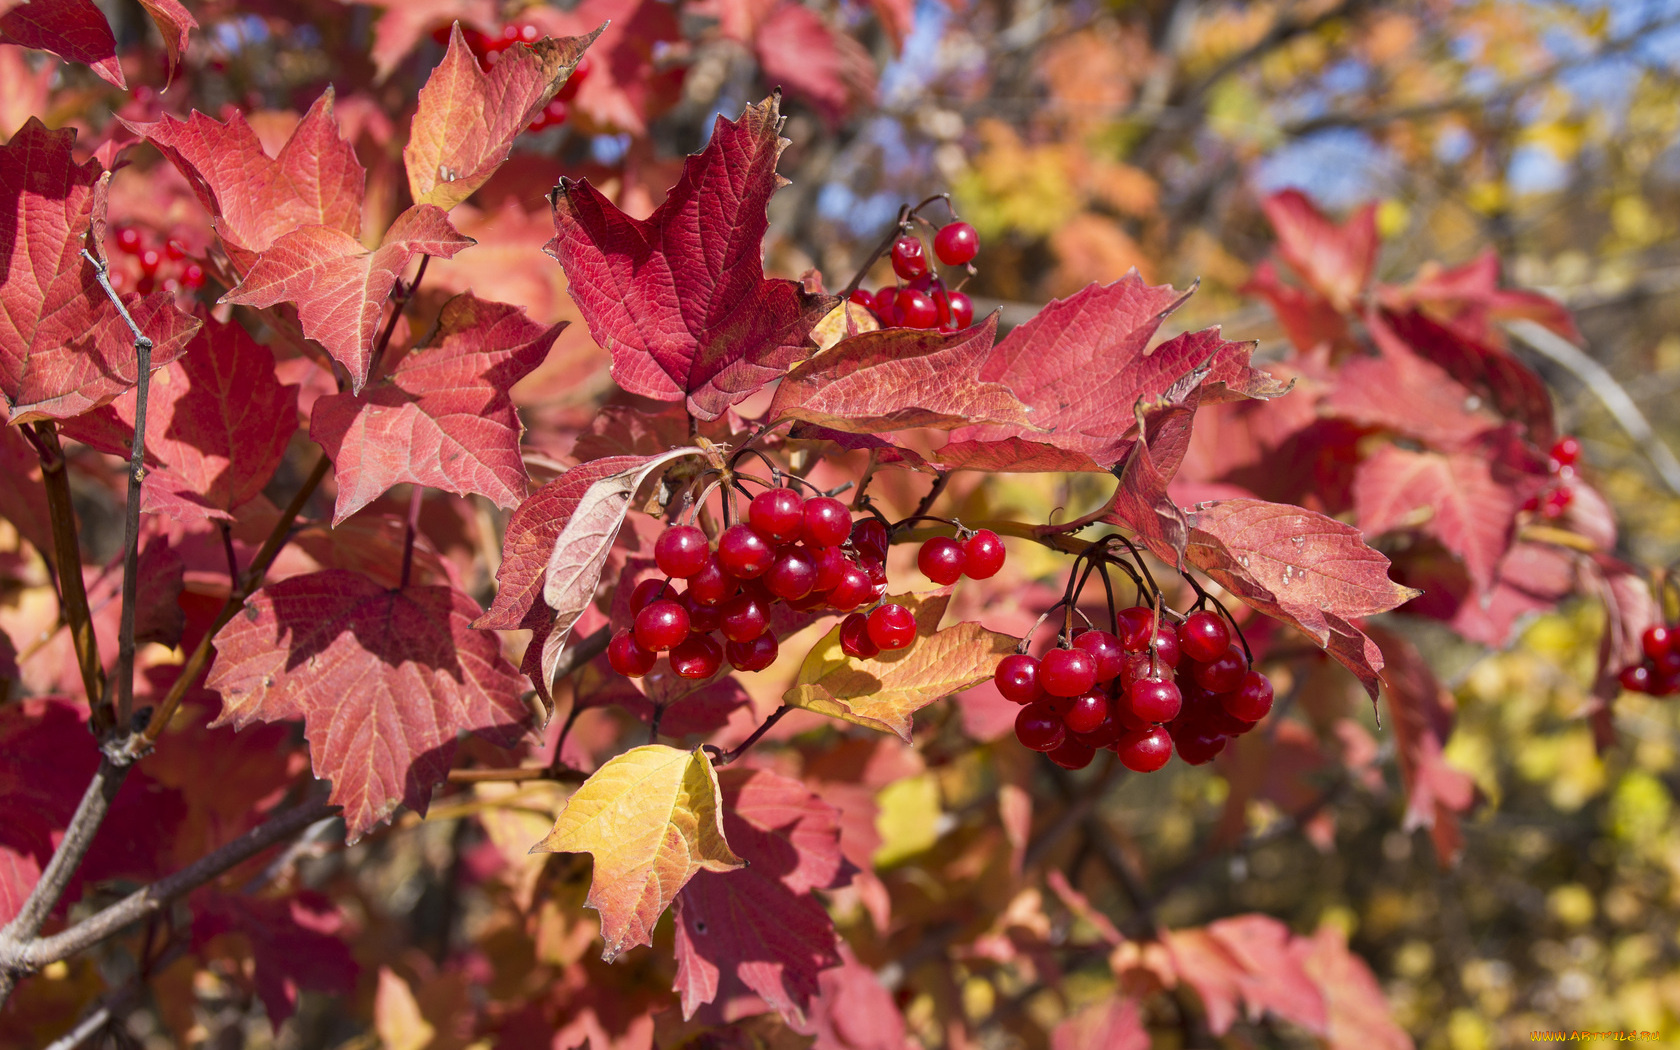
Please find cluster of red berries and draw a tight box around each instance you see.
[606,485,1009,681]
[427,22,591,130]
[1618,622,1680,697]
[1525,435,1580,520]
[106,226,205,296]
[849,221,980,332]
[995,608,1274,773]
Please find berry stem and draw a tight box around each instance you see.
[705,704,793,766]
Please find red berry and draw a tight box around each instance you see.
[1014,702,1065,752]
[629,577,671,615]
[1047,737,1095,770]
[993,654,1043,704]
[1192,646,1246,694]
[1116,727,1173,772]
[181,263,206,290]
[719,593,771,643]
[1619,663,1653,693]
[1147,626,1181,668]
[890,235,928,280]
[1040,647,1097,698]
[1173,728,1226,765]
[682,593,722,634]
[1658,648,1680,675]
[961,529,1005,579]
[138,248,162,276]
[670,633,723,679]
[1072,630,1125,683]
[840,613,880,658]
[896,289,939,329]
[826,566,873,611]
[1063,689,1111,735]
[135,276,156,295]
[766,545,819,601]
[801,497,851,547]
[717,524,774,578]
[1550,435,1581,469]
[607,628,656,677]
[863,561,889,601]
[943,290,974,330]
[164,238,188,261]
[726,632,778,672]
[114,226,143,254]
[634,599,689,651]
[1642,625,1674,661]
[685,558,737,606]
[749,487,804,543]
[1126,677,1182,724]
[872,286,900,325]
[655,525,710,578]
[850,518,889,565]
[1177,611,1230,664]
[917,536,966,585]
[1222,671,1275,722]
[1071,706,1124,748]
[1541,486,1572,519]
[867,603,917,650]
[812,544,850,592]
[933,221,979,266]
[1117,607,1154,651]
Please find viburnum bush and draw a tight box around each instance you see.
[0,3,1669,1048]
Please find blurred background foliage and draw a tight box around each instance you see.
[6,0,1680,1047]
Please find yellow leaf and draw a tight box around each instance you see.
[374,968,434,1050]
[531,745,743,961]
[873,772,941,867]
[783,591,1016,740]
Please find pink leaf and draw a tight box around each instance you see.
[1051,995,1149,1050]
[754,1,876,128]
[0,0,122,88]
[1260,189,1377,310]
[136,0,197,85]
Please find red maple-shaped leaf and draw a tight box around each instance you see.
[1380,247,1580,346]
[0,0,123,88]
[222,204,474,392]
[1104,402,1194,558]
[754,1,877,129]
[405,23,600,211]
[126,90,367,275]
[1167,499,1419,699]
[1324,326,1498,451]
[790,942,909,1050]
[59,313,298,523]
[1370,306,1555,442]
[1163,915,1328,1036]
[673,768,847,1024]
[358,2,495,82]
[205,569,529,841]
[1296,925,1414,1050]
[546,94,835,420]
[135,0,198,85]
[311,293,562,523]
[1,119,200,422]
[1051,995,1150,1050]
[938,276,1284,472]
[1369,629,1477,865]
[1260,189,1378,311]
[767,315,1029,432]
[192,890,358,1024]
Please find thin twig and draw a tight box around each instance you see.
[219,522,240,584]
[26,421,106,725]
[706,704,793,765]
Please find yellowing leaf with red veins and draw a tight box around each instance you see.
[532,745,743,962]
[406,23,601,212]
[784,592,1015,740]
[768,314,1031,433]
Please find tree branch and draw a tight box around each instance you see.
[27,421,105,728]
[0,793,337,981]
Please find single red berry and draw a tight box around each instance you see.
[962,529,1006,579]
[943,290,974,330]
[840,613,880,658]
[1177,611,1231,664]
[863,560,890,601]
[1618,663,1653,693]
[1656,672,1680,698]
[1047,737,1096,770]
[872,286,900,325]
[1642,625,1675,661]
[1126,677,1183,724]
[628,577,671,615]
[812,545,850,592]
[634,599,689,652]
[138,248,162,276]
[1117,727,1173,772]
[933,221,979,266]
[726,632,778,672]
[181,263,206,290]
[1222,671,1275,722]
[1062,689,1111,735]
[826,566,873,611]
[749,487,805,543]
[1116,607,1155,650]
[655,525,710,578]
[607,629,656,677]
[682,593,722,634]
[716,524,774,578]
[1072,629,1125,683]
[766,545,820,601]
[1550,435,1581,469]
[1072,705,1124,748]
[1173,728,1226,766]
[1148,626,1181,668]
[164,238,188,261]
[1192,646,1246,694]
[1658,648,1680,676]
[719,593,771,643]
[556,55,590,101]
[1208,704,1258,736]
[685,558,737,606]
[136,275,156,295]
[114,226,143,254]
[850,518,889,566]
[670,633,723,679]
[1541,485,1572,519]
[848,289,874,310]
[896,288,939,329]
[1014,702,1066,752]
[867,603,917,650]
[1040,647,1097,698]
[801,497,851,547]
[994,654,1043,704]
[891,235,929,280]
[917,536,966,585]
